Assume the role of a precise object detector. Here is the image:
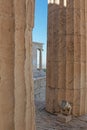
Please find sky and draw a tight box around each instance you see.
[32,0,48,68]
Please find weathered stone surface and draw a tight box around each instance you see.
[57,114,72,123]
[0,1,15,130]
[46,0,87,116]
[36,100,87,130]
[34,77,46,101]
[0,0,35,130]
[14,0,35,130]
[14,0,26,130]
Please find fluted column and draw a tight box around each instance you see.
[0,0,35,129]
[46,0,87,116]
[25,1,35,130]
[39,49,42,70]
[14,0,35,130]
[46,0,66,113]
[0,0,15,130]
[14,0,26,130]
[85,0,87,113]
[73,0,86,115]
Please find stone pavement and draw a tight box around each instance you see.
[35,101,87,130]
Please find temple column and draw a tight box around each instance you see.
[46,0,66,113]
[14,0,35,130]
[0,0,35,129]
[0,0,15,130]
[25,1,35,129]
[14,0,26,130]
[85,0,87,112]
[39,49,42,70]
[46,0,87,116]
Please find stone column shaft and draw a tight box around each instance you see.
[46,0,87,116]
[14,0,26,129]
[85,0,87,113]
[14,0,35,130]
[0,0,35,129]
[0,1,15,130]
[25,1,35,128]
[39,50,42,70]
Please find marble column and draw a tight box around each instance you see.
[46,0,87,116]
[14,0,26,130]
[14,0,35,130]
[85,0,87,113]
[39,49,42,70]
[0,0,15,130]
[25,1,35,129]
[0,0,35,129]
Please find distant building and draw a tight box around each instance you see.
[32,42,46,101]
[32,42,46,78]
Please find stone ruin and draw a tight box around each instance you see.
[32,42,46,78]
[32,42,46,101]
[0,0,87,129]
[0,0,35,130]
[46,0,87,116]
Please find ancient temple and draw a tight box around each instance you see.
[0,0,87,129]
[32,42,45,77]
[46,0,87,116]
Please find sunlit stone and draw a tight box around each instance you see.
[55,0,60,4]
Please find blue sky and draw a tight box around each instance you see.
[32,0,48,68]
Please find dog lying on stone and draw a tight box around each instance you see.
[59,100,72,116]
